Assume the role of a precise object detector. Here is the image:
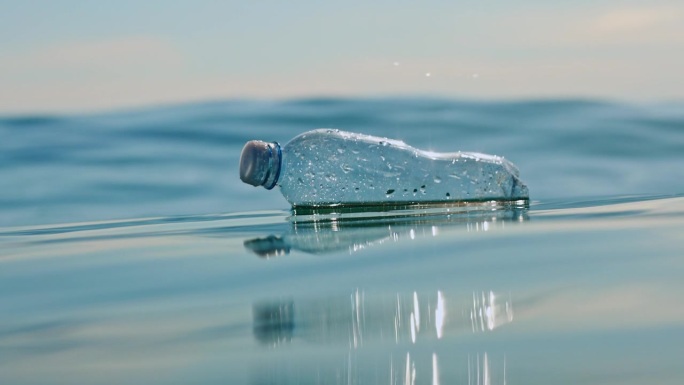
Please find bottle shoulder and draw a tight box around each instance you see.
[286,129,410,151]
[284,129,509,165]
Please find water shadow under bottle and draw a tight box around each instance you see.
[244,200,528,257]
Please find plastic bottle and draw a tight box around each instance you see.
[239,129,528,207]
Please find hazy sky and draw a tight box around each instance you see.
[1,0,683,113]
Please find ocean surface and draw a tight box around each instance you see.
[1,98,683,384]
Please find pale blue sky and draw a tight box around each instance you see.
[1,0,683,113]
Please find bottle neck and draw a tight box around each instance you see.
[263,142,282,190]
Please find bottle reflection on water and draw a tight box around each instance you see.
[245,202,528,257]
[465,352,508,385]
[253,350,507,385]
[253,290,513,347]
[253,290,512,384]
[471,291,514,333]
[395,351,507,385]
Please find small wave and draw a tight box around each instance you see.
[0,115,64,127]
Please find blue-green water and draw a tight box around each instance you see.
[1,98,684,384]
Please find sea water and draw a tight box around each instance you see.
[1,98,684,384]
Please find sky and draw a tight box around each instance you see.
[1,0,683,114]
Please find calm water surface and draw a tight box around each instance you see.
[1,98,683,384]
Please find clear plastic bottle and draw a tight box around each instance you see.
[239,129,528,207]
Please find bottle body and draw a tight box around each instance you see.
[275,129,528,207]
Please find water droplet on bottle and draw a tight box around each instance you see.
[446,192,451,198]
[337,148,345,154]
[386,189,395,196]
[340,164,353,173]
[434,176,442,183]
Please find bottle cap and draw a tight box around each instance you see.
[239,140,281,188]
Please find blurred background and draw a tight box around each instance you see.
[2,0,683,114]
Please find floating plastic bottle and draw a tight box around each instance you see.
[239,129,528,207]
